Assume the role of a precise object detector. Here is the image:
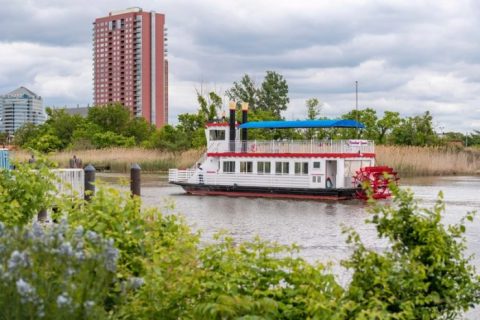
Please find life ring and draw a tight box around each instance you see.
[250,144,257,152]
[326,177,333,189]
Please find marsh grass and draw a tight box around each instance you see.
[12,148,204,173]
[12,145,480,176]
[376,145,480,176]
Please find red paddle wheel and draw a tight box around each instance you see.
[352,166,399,200]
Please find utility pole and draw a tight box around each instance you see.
[355,81,359,138]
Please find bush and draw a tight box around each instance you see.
[0,163,479,319]
[0,221,118,319]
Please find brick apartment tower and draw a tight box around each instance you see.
[93,7,168,127]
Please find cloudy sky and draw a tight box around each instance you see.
[1,0,479,132]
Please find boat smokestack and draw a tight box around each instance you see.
[241,102,248,152]
[229,101,236,152]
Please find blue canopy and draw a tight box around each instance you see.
[238,119,365,129]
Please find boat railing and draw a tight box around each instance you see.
[207,139,374,154]
[169,168,196,183]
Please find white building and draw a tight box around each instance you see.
[0,87,46,135]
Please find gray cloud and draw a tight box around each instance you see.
[1,0,479,131]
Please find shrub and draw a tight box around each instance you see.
[0,221,118,319]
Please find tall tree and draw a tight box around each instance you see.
[87,104,131,135]
[44,108,85,149]
[305,98,322,139]
[377,111,401,144]
[257,71,289,118]
[196,91,223,122]
[391,111,437,146]
[225,75,259,110]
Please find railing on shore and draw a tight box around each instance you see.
[208,139,374,154]
[52,169,84,198]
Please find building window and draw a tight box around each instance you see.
[257,161,271,174]
[275,162,289,175]
[295,162,309,175]
[240,161,253,173]
[223,161,235,173]
[209,130,226,141]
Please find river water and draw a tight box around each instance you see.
[99,173,480,317]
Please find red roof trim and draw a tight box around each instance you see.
[206,152,376,158]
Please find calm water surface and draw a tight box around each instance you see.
[99,173,480,317]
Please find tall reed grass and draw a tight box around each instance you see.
[12,148,204,173]
[376,145,480,176]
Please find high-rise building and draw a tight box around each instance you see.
[93,7,168,127]
[0,87,46,135]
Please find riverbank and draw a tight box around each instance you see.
[11,145,480,176]
[12,148,204,172]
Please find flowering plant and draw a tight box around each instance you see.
[0,220,118,319]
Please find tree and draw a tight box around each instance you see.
[226,71,289,119]
[13,123,41,148]
[341,108,379,140]
[257,71,289,118]
[306,98,321,120]
[391,111,437,146]
[196,91,222,123]
[225,74,259,110]
[146,125,190,152]
[124,117,155,144]
[377,111,401,144]
[44,108,85,149]
[305,98,322,140]
[87,104,131,135]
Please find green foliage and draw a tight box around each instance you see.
[226,74,259,110]
[92,131,135,149]
[305,98,322,139]
[144,125,191,151]
[0,221,117,319]
[340,185,480,319]
[197,91,223,122]
[87,104,131,135]
[390,111,438,146]
[0,161,55,226]
[45,108,86,149]
[257,71,290,118]
[13,123,42,147]
[227,71,289,119]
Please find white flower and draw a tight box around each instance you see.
[59,242,73,257]
[32,223,44,238]
[86,230,98,243]
[56,292,72,308]
[129,277,145,290]
[103,239,119,272]
[16,278,37,303]
[8,250,29,272]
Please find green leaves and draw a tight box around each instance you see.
[339,184,480,319]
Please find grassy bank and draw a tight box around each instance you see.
[12,145,480,176]
[376,145,480,176]
[12,148,204,173]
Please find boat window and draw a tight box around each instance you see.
[294,162,309,175]
[223,161,235,173]
[209,130,226,141]
[313,162,321,169]
[240,161,253,173]
[257,161,271,174]
[275,162,289,175]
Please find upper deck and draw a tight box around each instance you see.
[207,139,375,156]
